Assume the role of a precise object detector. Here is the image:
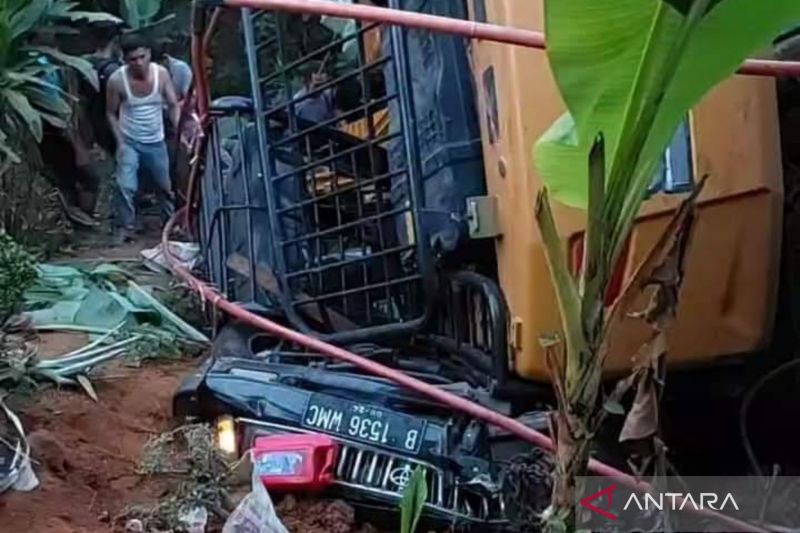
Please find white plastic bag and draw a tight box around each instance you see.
[140,241,200,274]
[222,460,288,533]
[0,400,39,494]
[179,506,208,533]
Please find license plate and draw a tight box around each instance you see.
[301,394,426,454]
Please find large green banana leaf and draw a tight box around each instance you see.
[47,1,122,24]
[535,0,800,225]
[25,45,99,89]
[7,0,119,39]
[121,0,161,29]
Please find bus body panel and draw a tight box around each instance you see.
[467,0,783,381]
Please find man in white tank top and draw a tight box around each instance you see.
[106,35,181,241]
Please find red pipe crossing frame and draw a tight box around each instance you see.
[220,0,800,77]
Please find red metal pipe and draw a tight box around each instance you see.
[203,7,223,53]
[162,208,766,533]
[191,7,211,125]
[222,0,800,78]
[740,57,800,77]
[224,0,545,49]
[175,8,219,206]
[185,4,216,233]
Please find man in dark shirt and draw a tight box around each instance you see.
[81,22,123,156]
[33,29,108,228]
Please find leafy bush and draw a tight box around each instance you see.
[0,230,36,323]
[0,0,119,168]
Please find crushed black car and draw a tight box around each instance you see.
[174,323,552,530]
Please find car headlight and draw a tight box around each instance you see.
[215,415,238,457]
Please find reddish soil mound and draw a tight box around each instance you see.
[0,359,386,533]
[0,361,194,533]
[0,325,388,533]
[276,496,380,533]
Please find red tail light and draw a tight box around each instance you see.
[570,235,631,306]
[252,434,338,492]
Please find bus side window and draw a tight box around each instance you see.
[649,119,694,196]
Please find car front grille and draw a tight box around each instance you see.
[239,418,507,524]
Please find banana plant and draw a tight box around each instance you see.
[119,0,163,30]
[532,0,800,529]
[0,0,118,167]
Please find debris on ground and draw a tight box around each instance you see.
[118,426,378,533]
[120,424,234,532]
[141,241,200,274]
[499,449,554,531]
[0,360,196,532]
[0,234,217,529]
[23,262,208,343]
[276,496,379,533]
[121,426,384,533]
[0,399,38,495]
[0,261,209,400]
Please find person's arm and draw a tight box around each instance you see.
[69,128,92,167]
[106,75,123,150]
[176,61,193,102]
[71,97,95,166]
[161,66,180,131]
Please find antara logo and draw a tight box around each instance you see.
[580,484,619,521]
[624,492,740,512]
[581,485,740,521]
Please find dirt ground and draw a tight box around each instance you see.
[1,339,384,533]
[1,356,193,533]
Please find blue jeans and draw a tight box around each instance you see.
[114,138,175,230]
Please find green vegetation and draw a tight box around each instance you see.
[120,0,162,29]
[0,230,36,323]
[0,0,118,168]
[533,0,800,529]
[399,466,427,533]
